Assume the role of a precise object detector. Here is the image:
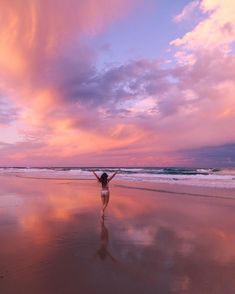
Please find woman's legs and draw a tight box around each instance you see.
[101,195,105,206]
[103,194,109,211]
[101,193,110,212]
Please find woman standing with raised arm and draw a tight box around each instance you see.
[92,170,119,214]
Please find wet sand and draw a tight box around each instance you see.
[0,174,235,294]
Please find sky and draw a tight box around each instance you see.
[0,0,235,167]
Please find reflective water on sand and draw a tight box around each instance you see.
[0,176,235,294]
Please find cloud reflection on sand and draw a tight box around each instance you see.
[0,176,235,293]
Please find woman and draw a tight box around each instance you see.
[92,170,119,214]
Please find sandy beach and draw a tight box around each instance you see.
[0,174,235,294]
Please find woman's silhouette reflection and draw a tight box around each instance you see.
[94,216,116,262]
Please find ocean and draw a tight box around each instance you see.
[1,167,235,189]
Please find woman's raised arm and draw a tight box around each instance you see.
[108,169,120,182]
[92,171,100,181]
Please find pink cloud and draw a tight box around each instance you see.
[1,49,235,166]
[173,1,200,23]
[0,0,235,166]
[171,0,235,58]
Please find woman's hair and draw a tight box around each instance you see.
[99,172,108,187]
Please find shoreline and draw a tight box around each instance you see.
[1,167,235,190]
[1,173,234,200]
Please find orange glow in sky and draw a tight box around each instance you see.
[0,0,235,167]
